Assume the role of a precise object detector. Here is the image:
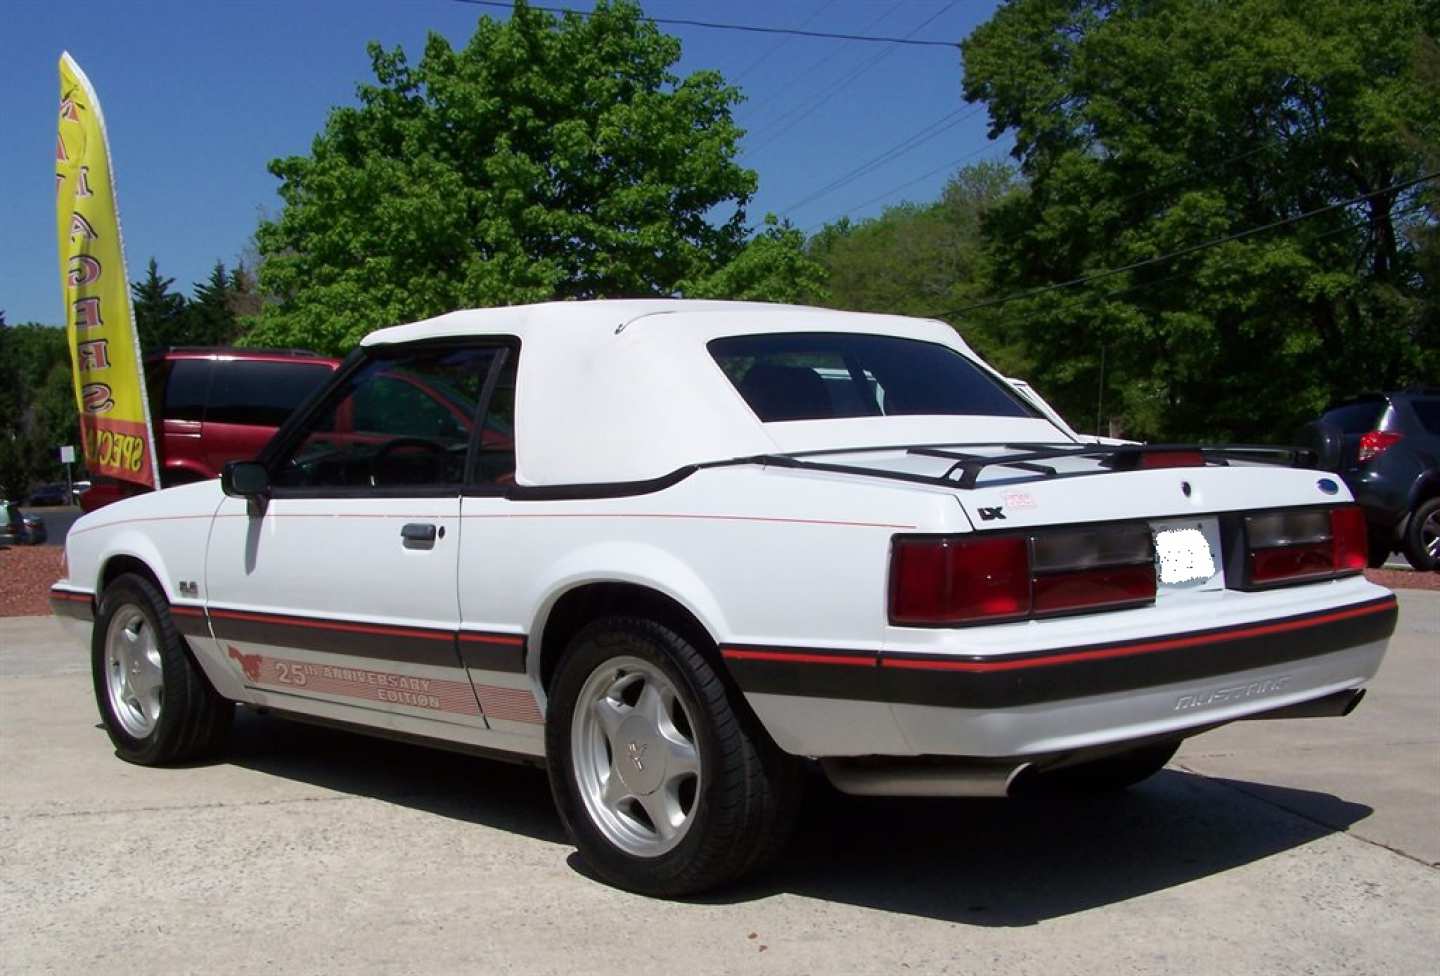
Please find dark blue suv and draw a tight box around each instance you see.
[1304,390,1440,571]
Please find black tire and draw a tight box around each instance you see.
[1402,497,1440,572]
[1036,740,1180,793]
[91,573,232,765]
[545,616,802,897]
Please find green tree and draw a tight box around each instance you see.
[187,261,239,346]
[228,261,263,321]
[131,258,189,353]
[679,216,828,304]
[961,0,1440,442]
[0,438,26,502]
[1409,34,1440,355]
[0,322,78,494]
[248,0,756,353]
[809,161,1023,321]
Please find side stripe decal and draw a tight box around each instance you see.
[205,606,486,670]
[457,631,527,674]
[226,648,482,717]
[474,684,545,724]
[197,605,540,722]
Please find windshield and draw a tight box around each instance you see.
[709,332,1038,423]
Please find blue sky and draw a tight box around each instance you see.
[3,0,1006,325]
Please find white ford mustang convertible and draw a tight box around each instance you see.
[51,300,1397,895]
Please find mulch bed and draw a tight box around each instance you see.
[1364,566,1440,592]
[0,545,65,617]
[2,542,1434,618]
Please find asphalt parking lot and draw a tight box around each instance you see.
[1,592,1436,975]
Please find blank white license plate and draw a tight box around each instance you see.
[1153,524,1218,586]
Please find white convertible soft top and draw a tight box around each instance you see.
[364,300,1067,485]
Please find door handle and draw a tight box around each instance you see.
[401,523,438,550]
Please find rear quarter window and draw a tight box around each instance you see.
[709,332,1036,423]
[206,361,333,427]
[162,359,212,421]
[1323,401,1385,434]
[1409,398,1440,435]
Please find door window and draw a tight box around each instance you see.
[272,345,502,491]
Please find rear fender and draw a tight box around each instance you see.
[526,542,731,701]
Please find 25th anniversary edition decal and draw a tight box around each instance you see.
[227,646,482,715]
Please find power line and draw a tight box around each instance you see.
[450,0,961,47]
[738,1,905,137]
[805,142,1009,233]
[744,2,960,156]
[731,0,839,84]
[947,169,1440,315]
[779,104,984,217]
[1109,143,1274,209]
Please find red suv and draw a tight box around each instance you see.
[81,348,340,511]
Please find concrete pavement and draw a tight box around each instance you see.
[1,592,1436,975]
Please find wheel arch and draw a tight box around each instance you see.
[96,547,171,602]
[531,580,728,699]
[1406,469,1440,512]
[523,543,734,701]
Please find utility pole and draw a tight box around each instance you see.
[1095,346,1106,437]
[60,445,75,503]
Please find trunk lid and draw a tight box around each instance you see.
[785,444,1342,529]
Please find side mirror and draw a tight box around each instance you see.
[222,461,270,500]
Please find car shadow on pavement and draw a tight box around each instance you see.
[221,710,1370,924]
[701,770,1372,925]
[224,708,568,845]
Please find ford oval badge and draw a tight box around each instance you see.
[1317,478,1339,495]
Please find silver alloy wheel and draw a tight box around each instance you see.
[104,605,164,738]
[1424,508,1440,561]
[571,655,702,857]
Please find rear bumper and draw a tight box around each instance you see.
[730,594,1396,759]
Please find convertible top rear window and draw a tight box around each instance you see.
[709,332,1037,423]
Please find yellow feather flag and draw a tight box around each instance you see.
[55,52,158,490]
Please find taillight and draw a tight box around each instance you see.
[889,524,1156,626]
[1330,506,1368,573]
[1357,431,1401,463]
[1244,506,1366,587]
[890,536,1029,625]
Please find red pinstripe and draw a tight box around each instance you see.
[207,607,453,641]
[722,648,877,667]
[458,631,525,646]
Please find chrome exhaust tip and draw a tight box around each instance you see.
[1244,688,1366,720]
[820,757,1034,798]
